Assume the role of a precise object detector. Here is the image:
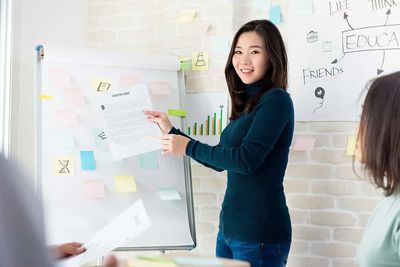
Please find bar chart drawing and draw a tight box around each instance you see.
[186,92,228,146]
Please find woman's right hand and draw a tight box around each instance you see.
[143,110,173,134]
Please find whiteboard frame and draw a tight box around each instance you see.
[34,45,196,251]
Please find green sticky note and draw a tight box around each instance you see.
[158,188,181,200]
[180,61,191,70]
[168,109,187,117]
[138,151,159,169]
[93,128,108,148]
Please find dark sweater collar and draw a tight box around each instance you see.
[245,80,263,98]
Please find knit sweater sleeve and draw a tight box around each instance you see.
[169,127,224,172]
[185,90,293,175]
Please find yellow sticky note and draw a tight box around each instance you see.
[178,56,190,62]
[192,51,209,71]
[114,175,137,192]
[39,94,53,100]
[92,78,112,92]
[346,136,357,156]
[176,9,197,23]
[54,156,74,176]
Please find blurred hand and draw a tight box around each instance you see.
[51,242,85,259]
[161,134,190,156]
[143,110,173,134]
[103,254,118,267]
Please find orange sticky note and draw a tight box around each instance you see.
[83,180,105,198]
[114,175,137,192]
[64,88,85,106]
[120,75,140,87]
[293,137,316,151]
[149,82,170,95]
[49,69,72,87]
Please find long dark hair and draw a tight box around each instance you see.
[357,71,400,196]
[225,20,288,120]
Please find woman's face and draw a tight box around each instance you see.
[232,31,269,85]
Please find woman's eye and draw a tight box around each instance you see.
[251,50,260,54]
[234,50,242,54]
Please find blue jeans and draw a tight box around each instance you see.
[215,231,290,267]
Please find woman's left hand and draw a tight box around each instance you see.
[161,134,190,156]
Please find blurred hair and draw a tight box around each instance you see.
[356,71,400,196]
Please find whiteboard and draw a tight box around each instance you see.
[287,0,400,121]
[34,45,196,250]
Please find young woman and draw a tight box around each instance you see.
[356,71,400,267]
[145,20,293,267]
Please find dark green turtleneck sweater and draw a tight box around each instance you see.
[170,82,294,243]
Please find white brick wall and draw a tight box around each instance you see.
[87,0,383,266]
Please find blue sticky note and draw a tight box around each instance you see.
[139,151,159,169]
[80,151,96,170]
[295,0,313,16]
[269,5,282,24]
[158,188,181,200]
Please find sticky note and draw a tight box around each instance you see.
[180,61,191,70]
[54,156,74,176]
[80,150,96,171]
[269,5,282,24]
[168,109,186,117]
[192,51,209,71]
[149,81,170,95]
[129,258,177,267]
[138,151,159,169]
[114,175,137,192]
[293,137,316,151]
[38,94,53,100]
[295,0,313,16]
[346,136,357,156]
[158,188,181,200]
[56,109,78,125]
[92,78,112,92]
[93,128,108,148]
[178,56,190,62]
[49,69,72,87]
[53,132,74,149]
[253,0,271,11]
[83,180,105,199]
[176,10,197,22]
[64,88,85,106]
[120,75,140,87]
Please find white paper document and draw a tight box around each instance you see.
[56,199,150,267]
[97,83,161,159]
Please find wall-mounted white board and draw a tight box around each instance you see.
[288,1,400,121]
[34,45,196,250]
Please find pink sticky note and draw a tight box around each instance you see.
[49,69,72,87]
[56,109,78,125]
[293,137,316,151]
[148,82,170,95]
[83,180,105,198]
[120,75,141,87]
[64,88,85,106]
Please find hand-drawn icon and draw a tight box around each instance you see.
[98,131,107,140]
[307,30,318,43]
[58,159,71,174]
[322,41,333,52]
[100,105,105,110]
[195,52,206,67]
[313,87,326,113]
[97,81,111,92]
